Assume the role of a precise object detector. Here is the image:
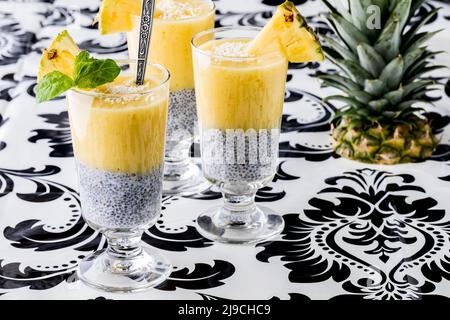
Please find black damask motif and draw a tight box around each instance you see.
[411,2,440,25]
[0,73,17,101]
[39,6,79,27]
[427,111,450,162]
[280,89,335,161]
[143,218,214,252]
[0,258,235,292]
[270,293,310,301]
[0,14,36,66]
[0,166,62,200]
[445,78,450,98]
[79,37,128,54]
[29,111,73,158]
[0,114,8,151]
[257,169,450,300]
[156,260,235,291]
[197,293,229,300]
[0,261,76,290]
[438,165,450,182]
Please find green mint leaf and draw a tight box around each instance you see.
[73,51,121,89]
[36,71,74,103]
[73,50,96,77]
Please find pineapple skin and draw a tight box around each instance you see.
[321,0,444,164]
[333,116,438,165]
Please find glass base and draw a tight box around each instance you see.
[196,205,284,245]
[163,162,210,196]
[77,247,172,293]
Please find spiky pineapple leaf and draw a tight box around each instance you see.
[387,0,411,31]
[371,0,389,18]
[397,100,423,110]
[404,47,427,71]
[357,43,386,77]
[405,65,447,83]
[321,0,341,17]
[327,0,353,22]
[403,8,440,48]
[353,90,373,104]
[348,0,367,32]
[380,55,404,90]
[402,80,435,98]
[404,30,443,53]
[410,89,430,100]
[374,20,402,61]
[369,99,389,112]
[319,74,362,91]
[364,79,387,97]
[405,60,428,81]
[325,95,366,109]
[333,58,372,85]
[322,35,357,61]
[384,88,404,105]
[374,0,411,60]
[330,13,370,52]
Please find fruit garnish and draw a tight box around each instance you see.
[246,0,324,63]
[36,30,121,102]
[98,0,141,34]
[320,0,443,164]
[38,30,80,81]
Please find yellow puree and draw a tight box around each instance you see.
[194,39,288,130]
[68,76,168,174]
[128,0,215,91]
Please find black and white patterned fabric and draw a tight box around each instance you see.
[0,0,450,300]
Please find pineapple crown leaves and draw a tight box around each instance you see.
[319,0,446,125]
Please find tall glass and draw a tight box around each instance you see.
[127,0,215,195]
[192,27,287,244]
[67,61,171,292]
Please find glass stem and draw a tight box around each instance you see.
[221,191,258,225]
[164,142,192,180]
[105,231,143,259]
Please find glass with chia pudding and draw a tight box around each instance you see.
[192,27,288,244]
[127,0,215,194]
[67,61,172,292]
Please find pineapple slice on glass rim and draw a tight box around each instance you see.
[246,0,324,63]
[38,30,80,81]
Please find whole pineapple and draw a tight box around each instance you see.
[320,0,443,164]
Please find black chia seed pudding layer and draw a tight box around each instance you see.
[77,161,163,230]
[201,129,279,183]
[167,89,197,142]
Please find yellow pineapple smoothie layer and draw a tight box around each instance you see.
[193,39,288,130]
[127,0,215,91]
[67,76,169,175]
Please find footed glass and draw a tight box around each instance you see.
[192,27,287,244]
[67,61,171,292]
[127,0,215,195]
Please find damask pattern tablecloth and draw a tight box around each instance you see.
[1,0,450,300]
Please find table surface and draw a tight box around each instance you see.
[1,0,450,300]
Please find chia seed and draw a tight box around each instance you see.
[77,162,163,230]
[166,89,197,143]
[201,129,279,183]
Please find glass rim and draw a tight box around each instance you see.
[191,26,281,61]
[70,60,170,98]
[132,0,215,23]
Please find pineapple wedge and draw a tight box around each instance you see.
[98,0,141,34]
[38,30,80,81]
[247,1,324,63]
